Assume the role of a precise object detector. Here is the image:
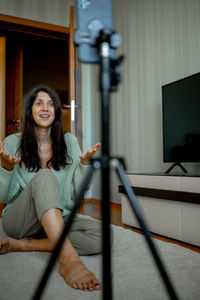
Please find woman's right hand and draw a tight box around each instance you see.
[0,140,21,171]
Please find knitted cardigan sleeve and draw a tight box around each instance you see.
[65,133,91,198]
[0,134,21,204]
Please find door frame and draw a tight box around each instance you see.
[0,13,69,38]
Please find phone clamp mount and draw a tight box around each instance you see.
[74,21,124,91]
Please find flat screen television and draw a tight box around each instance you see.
[162,72,200,173]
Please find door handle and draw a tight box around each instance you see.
[62,104,81,109]
[62,100,81,122]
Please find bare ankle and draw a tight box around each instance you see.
[59,252,81,266]
[59,242,81,265]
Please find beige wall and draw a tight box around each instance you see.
[0,0,74,27]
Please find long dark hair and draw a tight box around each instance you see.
[19,86,72,171]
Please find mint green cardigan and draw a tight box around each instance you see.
[0,133,89,217]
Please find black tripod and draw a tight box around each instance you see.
[32,29,179,300]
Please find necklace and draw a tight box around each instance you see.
[39,144,45,151]
[38,139,50,151]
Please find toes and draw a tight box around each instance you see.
[70,277,100,292]
[81,281,89,291]
[83,277,101,292]
[76,281,84,290]
[92,278,101,290]
[87,281,94,291]
[0,246,9,255]
[72,282,78,289]
[94,282,101,290]
[0,238,8,254]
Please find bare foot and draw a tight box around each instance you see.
[0,236,101,291]
[0,236,25,254]
[59,259,101,292]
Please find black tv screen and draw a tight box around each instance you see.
[162,72,200,163]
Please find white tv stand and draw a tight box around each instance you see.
[119,173,200,247]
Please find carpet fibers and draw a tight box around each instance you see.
[0,218,200,300]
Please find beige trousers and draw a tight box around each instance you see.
[2,169,102,255]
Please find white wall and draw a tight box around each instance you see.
[0,0,74,27]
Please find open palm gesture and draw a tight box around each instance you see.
[0,140,21,171]
[79,142,101,165]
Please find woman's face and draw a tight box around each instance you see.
[32,91,55,128]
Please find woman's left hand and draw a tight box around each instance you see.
[80,142,101,165]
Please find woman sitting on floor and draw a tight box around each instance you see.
[0,86,101,292]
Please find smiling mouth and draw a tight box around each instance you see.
[39,114,51,119]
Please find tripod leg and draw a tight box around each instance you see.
[114,160,179,300]
[101,157,112,300]
[32,165,96,300]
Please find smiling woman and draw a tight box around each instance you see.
[0,85,102,292]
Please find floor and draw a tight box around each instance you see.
[79,198,200,254]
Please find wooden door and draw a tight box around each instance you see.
[0,36,6,140]
[6,41,23,136]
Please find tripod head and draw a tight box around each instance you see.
[74,0,124,91]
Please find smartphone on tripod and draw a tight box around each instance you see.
[74,0,114,63]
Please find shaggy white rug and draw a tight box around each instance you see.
[0,218,200,300]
